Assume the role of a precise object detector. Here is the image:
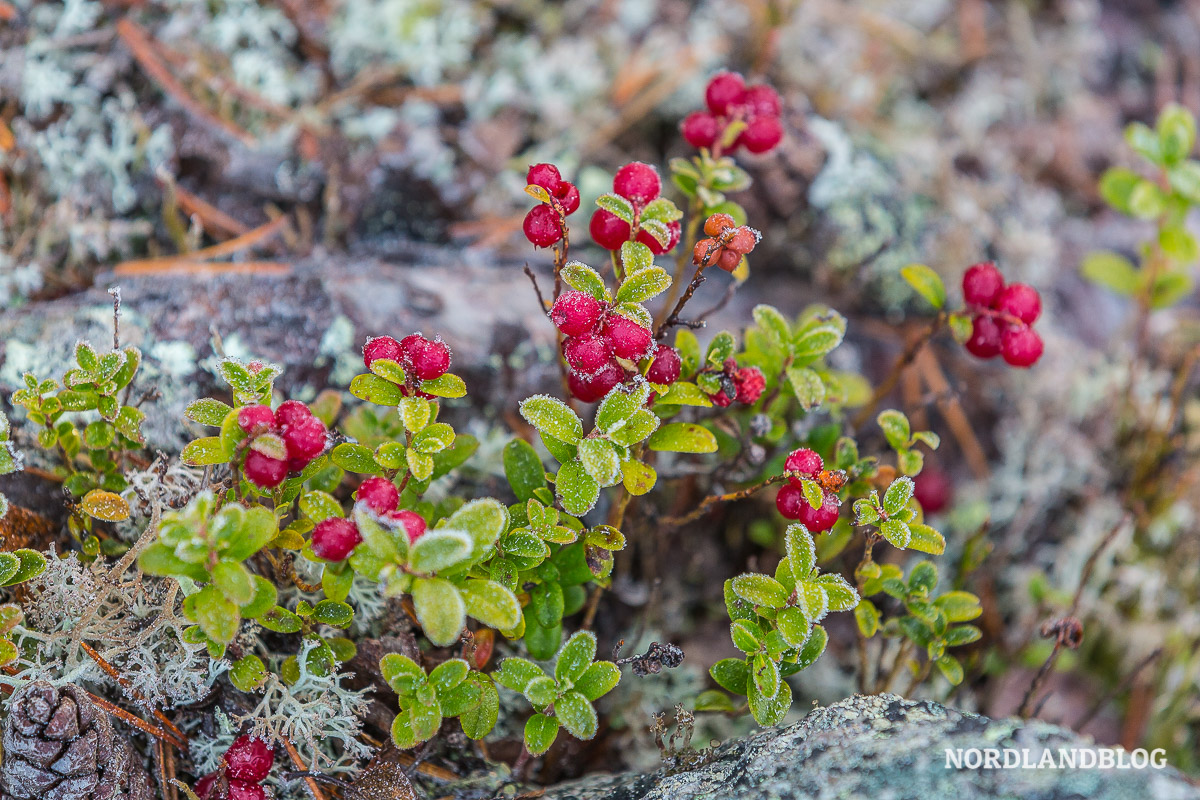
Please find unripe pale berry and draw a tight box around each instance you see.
[705,71,746,116]
[964,316,1003,359]
[636,219,681,255]
[962,262,1004,307]
[734,367,765,404]
[237,405,274,434]
[743,84,782,117]
[556,182,580,215]
[785,448,823,487]
[281,415,326,463]
[401,335,451,380]
[646,345,682,384]
[229,780,267,800]
[590,208,631,250]
[550,290,605,336]
[564,333,614,375]
[775,484,806,520]
[363,335,404,369]
[995,283,1041,325]
[613,162,661,204]
[717,248,742,272]
[311,518,362,561]
[526,163,562,195]
[244,450,288,488]
[391,509,427,544]
[524,205,562,248]
[693,238,718,265]
[727,227,758,254]
[797,492,840,532]
[681,111,719,149]
[602,315,653,361]
[357,476,399,514]
[739,116,783,154]
[1000,326,1043,368]
[274,399,311,428]
[569,362,623,402]
[225,734,275,783]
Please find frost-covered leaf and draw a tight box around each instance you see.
[907,523,946,555]
[520,396,584,443]
[562,262,610,302]
[181,437,227,467]
[731,573,788,608]
[524,713,560,756]
[619,240,654,274]
[409,529,473,573]
[646,422,717,453]
[421,373,467,398]
[577,439,621,486]
[879,519,911,549]
[461,579,521,630]
[350,374,403,406]
[556,461,599,516]
[882,477,914,516]
[399,397,432,432]
[412,577,466,646]
[574,661,620,701]
[555,630,596,683]
[786,366,825,410]
[185,398,232,427]
[81,489,130,522]
[556,691,598,739]
[617,266,671,303]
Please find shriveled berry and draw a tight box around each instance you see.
[237,405,275,434]
[524,205,562,248]
[739,116,783,154]
[590,208,631,250]
[785,448,824,487]
[964,316,1003,359]
[717,248,742,272]
[568,361,623,402]
[613,162,661,204]
[646,345,682,384]
[636,219,681,255]
[357,476,399,514]
[797,492,840,532]
[744,84,781,117]
[282,415,326,462]
[706,71,746,116]
[550,290,605,336]
[563,333,614,375]
[913,466,953,514]
[402,335,451,380]
[693,238,718,265]
[681,111,720,149]
[704,213,735,237]
[962,262,1004,307]
[1001,326,1043,368]
[244,450,288,488]
[734,367,765,404]
[556,182,580,215]
[274,399,311,428]
[311,518,363,562]
[995,283,1041,325]
[229,780,267,800]
[391,509,427,544]
[775,484,806,520]
[225,734,275,783]
[363,335,404,369]
[527,163,562,195]
[727,227,758,254]
[602,315,653,361]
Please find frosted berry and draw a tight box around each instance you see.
[785,448,823,487]
[602,315,653,361]
[564,333,614,375]
[734,367,765,404]
[739,116,783,154]
[363,335,404,369]
[551,290,605,336]
[195,773,219,800]
[706,71,746,116]
[710,388,733,407]
[229,781,267,800]
[569,361,623,402]
[636,219,681,255]
[613,162,661,204]
[797,492,840,532]
[964,316,1002,359]
[693,238,718,265]
[744,84,781,117]
[244,450,287,488]
[913,466,953,514]
[727,227,758,254]
[401,334,451,380]
[524,204,562,248]
[226,734,275,783]
[681,111,719,149]
[391,509,427,544]
[311,518,362,562]
[995,283,1041,325]
[274,399,311,428]
[775,484,806,520]
[646,345,682,384]
[281,416,326,462]
[590,208,631,250]
[962,262,1004,307]
[717,248,742,272]
[357,476,399,515]
[1001,326,1044,368]
[556,182,581,215]
[237,405,274,434]
[527,163,562,195]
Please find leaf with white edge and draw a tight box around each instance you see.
[524,713,560,756]
[751,654,780,699]
[620,460,656,496]
[460,579,521,630]
[574,661,620,701]
[312,599,355,627]
[444,498,510,550]
[795,582,829,621]
[413,423,455,454]
[879,519,912,549]
[786,366,826,410]
[877,409,911,451]
[350,374,404,406]
[368,358,407,384]
[555,630,597,682]
[182,437,228,467]
[577,439,621,486]
[882,477,914,516]
[331,443,383,475]
[747,671,791,726]
[460,678,499,739]
[494,658,545,693]
[731,573,788,608]
[617,266,671,303]
[753,305,792,351]
[556,691,598,739]
[730,620,761,653]
[399,397,431,432]
[212,560,255,606]
[562,262,611,302]
[639,218,673,248]
[619,240,654,274]
[596,385,645,434]
[706,331,736,366]
[784,524,816,577]
[793,624,828,671]
[555,461,600,516]
[776,607,811,648]
[596,193,634,223]
[409,529,473,573]
[911,430,940,450]
[801,478,824,511]
[607,408,659,447]
[710,657,749,694]
[907,523,946,555]
[420,373,466,398]
[901,264,946,309]
[185,398,232,427]
[524,676,557,707]
[412,577,466,646]
[520,395,584,443]
[792,325,843,363]
[817,574,860,611]
[646,422,717,453]
[406,448,434,481]
[299,490,343,523]
[641,197,683,223]
[611,301,653,330]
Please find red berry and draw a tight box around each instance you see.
[717,248,742,272]
[311,518,363,561]
[524,205,562,248]
[613,162,661,204]
[568,362,623,402]
[645,345,682,384]
[738,116,783,154]
[563,333,614,376]
[693,238,718,265]
[710,388,733,407]
[357,476,399,514]
[526,163,562,195]
[229,780,266,800]
[244,450,287,488]
[681,111,719,149]
[363,335,404,369]
[743,84,781,117]
[556,182,580,215]
[550,290,605,337]
[704,214,735,237]
[727,227,758,254]
[964,316,1003,359]
[390,509,427,544]
[590,208,631,250]
[785,448,823,487]
[706,71,746,116]
[237,405,275,434]
[225,734,275,783]
[401,334,451,381]
[636,219,681,255]
[797,492,840,532]
[961,262,1004,307]
[281,415,326,463]
[913,467,953,514]
[734,367,765,404]
[1001,326,1043,368]
[775,484,806,520]
[194,773,219,800]
[995,283,1041,325]
[274,399,311,428]
[602,315,653,361]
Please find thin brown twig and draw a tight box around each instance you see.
[80,641,189,747]
[850,315,943,429]
[661,474,788,528]
[1017,641,1063,718]
[1067,514,1130,619]
[282,736,329,800]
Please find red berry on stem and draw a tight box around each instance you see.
[357,476,399,514]
[244,450,288,488]
[681,111,719,149]
[964,316,1003,359]
[602,315,653,361]
[744,84,781,117]
[228,780,267,800]
[237,405,275,434]
[550,290,605,336]
[797,492,840,532]
[727,227,758,254]
[739,116,783,154]
[526,163,562,195]
[524,205,562,248]
[282,416,327,463]
[194,773,219,800]
[961,262,1004,307]
[995,283,1041,325]
[568,362,623,402]
[556,182,580,215]
[589,208,631,250]
[613,162,661,204]
[636,219,681,255]
[1001,326,1043,368]
[391,509,427,544]
[704,214,735,237]
[363,336,404,369]
[706,71,746,116]
[734,367,765,404]
[225,734,275,783]
[775,484,806,520]
[693,238,718,265]
[710,388,733,408]
[717,248,742,272]
[311,518,363,562]
[274,399,311,428]
[401,334,451,381]
[785,448,824,487]
[563,333,614,376]
[646,345,682,384]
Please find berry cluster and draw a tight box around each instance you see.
[195,734,274,800]
[238,400,327,489]
[775,448,841,532]
[704,358,765,407]
[311,476,428,561]
[523,163,580,248]
[681,71,784,155]
[960,262,1044,368]
[550,290,655,402]
[363,333,452,391]
[692,213,760,272]
[590,162,681,254]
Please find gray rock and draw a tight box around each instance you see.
[542,694,1200,800]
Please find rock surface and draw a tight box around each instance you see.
[542,694,1200,800]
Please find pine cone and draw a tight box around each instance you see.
[0,681,154,800]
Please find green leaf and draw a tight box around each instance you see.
[555,460,600,516]
[412,577,466,646]
[212,560,255,606]
[524,713,560,756]
[596,193,634,224]
[524,675,558,707]
[730,620,762,653]
[879,519,911,549]
[181,437,228,467]
[877,410,911,451]
[935,591,982,622]
[350,374,404,406]
[751,653,780,699]
[784,524,816,577]
[0,554,18,586]
[1159,225,1198,262]
[494,657,545,693]
[746,670,791,725]
[695,690,737,713]
[654,382,712,407]
[1157,103,1196,163]
[639,218,673,248]
[705,331,736,366]
[752,305,791,351]
[710,657,749,695]
[299,490,343,523]
[786,367,825,410]
[520,395,584,444]
[574,661,620,701]
[900,264,946,309]
[855,600,880,637]
[596,383,646,434]
[1125,121,1161,164]
[1150,271,1194,309]
[577,439,621,486]
[504,439,546,502]
[641,197,683,223]
[460,579,521,630]
[185,398,232,427]
[444,498,509,551]
[399,397,432,432]
[731,573,788,608]
[646,422,717,454]
[562,262,610,302]
[409,529,473,573]
[189,586,239,644]
[239,576,277,619]
[380,653,425,690]
[882,477,914,516]
[459,678,499,739]
[556,691,598,740]
[429,658,470,694]
[312,599,355,627]
[420,373,467,398]
[331,443,383,475]
[224,506,278,560]
[259,606,303,633]
[792,325,843,363]
[776,607,810,648]
[793,624,828,670]
[413,423,455,454]
[617,266,671,303]
[801,478,824,511]
[1097,167,1142,213]
[1128,179,1166,219]
[619,240,654,274]
[944,625,983,647]
[1168,161,1200,203]
[229,654,268,691]
[907,523,946,555]
[608,408,660,447]
[936,654,964,685]
[555,630,597,683]
[620,459,656,496]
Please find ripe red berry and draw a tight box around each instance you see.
[693,238,718,265]
[550,290,605,337]
[717,248,742,272]
[602,315,653,361]
[727,227,758,254]
[913,466,953,514]
[556,182,580,215]
[526,163,562,195]
[194,773,219,800]
[710,388,733,407]
[391,509,427,544]
[274,400,311,428]
[363,335,404,369]
[1000,326,1044,368]
[590,208,631,250]
[734,367,765,404]
[524,205,562,248]
[739,116,783,154]
[704,214,735,237]
[797,492,840,532]
[775,484,806,520]
[964,316,1003,359]
[681,111,720,149]
[613,162,661,205]
[743,84,781,117]
[563,333,614,376]
[225,734,275,783]
[244,450,288,488]
[706,71,746,116]
[401,334,451,380]
[961,262,1004,307]
[281,416,326,463]
[228,780,267,800]
[995,283,1041,325]
[357,476,399,515]
[636,219,681,255]
[237,405,274,434]
[785,448,824,487]
[646,345,682,384]
[311,518,363,561]
[568,362,623,402]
